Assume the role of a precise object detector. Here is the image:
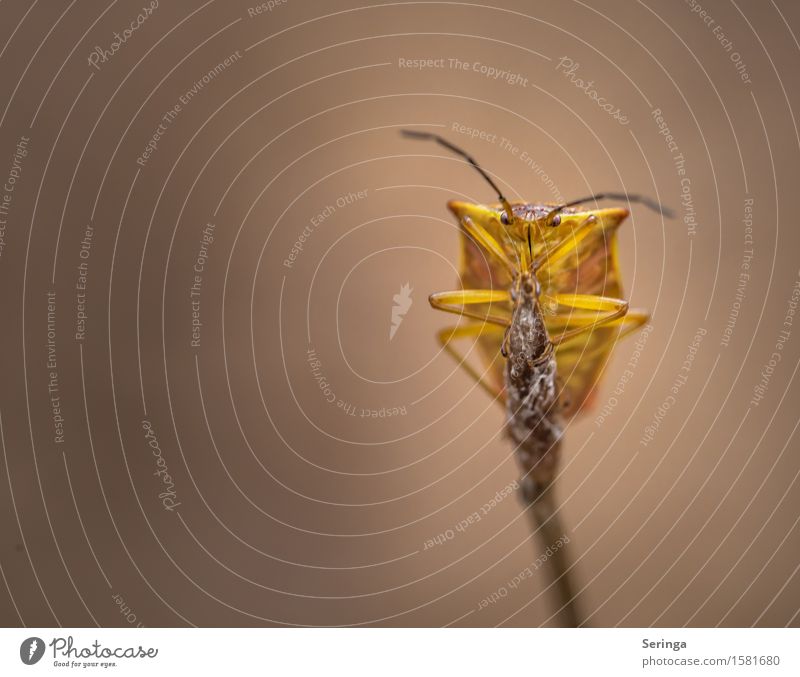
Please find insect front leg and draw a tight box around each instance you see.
[460,215,519,276]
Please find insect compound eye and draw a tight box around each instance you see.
[500,211,510,225]
[550,214,561,227]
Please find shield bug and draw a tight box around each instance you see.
[403,130,671,624]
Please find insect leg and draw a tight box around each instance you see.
[437,322,506,403]
[546,293,629,344]
[554,309,650,359]
[461,215,518,276]
[610,308,650,340]
[533,214,597,273]
[428,288,511,326]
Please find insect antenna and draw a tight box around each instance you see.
[401,130,515,223]
[544,192,674,226]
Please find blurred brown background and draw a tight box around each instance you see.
[0,0,798,627]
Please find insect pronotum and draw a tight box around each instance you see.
[403,130,671,625]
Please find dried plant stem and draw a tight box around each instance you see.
[526,481,580,628]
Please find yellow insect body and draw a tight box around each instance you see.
[443,200,648,417]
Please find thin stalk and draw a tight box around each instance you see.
[526,481,580,628]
